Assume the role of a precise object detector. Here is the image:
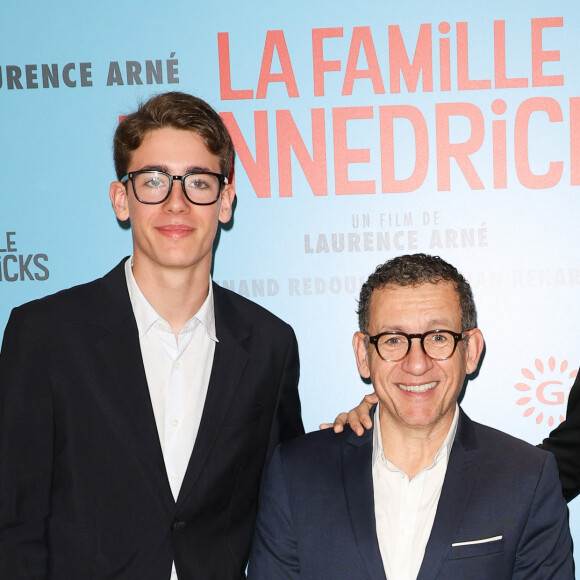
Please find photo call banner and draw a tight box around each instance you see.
[2,0,580,537]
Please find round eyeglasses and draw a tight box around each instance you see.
[120,169,228,206]
[367,329,470,362]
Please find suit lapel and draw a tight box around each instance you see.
[90,260,174,511]
[342,411,387,580]
[176,284,250,507]
[417,409,481,580]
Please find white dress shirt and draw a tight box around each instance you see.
[125,258,217,579]
[372,404,459,580]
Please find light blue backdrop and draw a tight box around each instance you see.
[2,0,580,542]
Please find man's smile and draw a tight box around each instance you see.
[397,381,437,393]
[156,224,195,238]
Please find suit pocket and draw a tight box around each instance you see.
[448,536,504,560]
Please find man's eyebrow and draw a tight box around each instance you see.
[424,319,455,329]
[378,320,455,333]
[184,165,217,174]
[134,164,169,173]
[133,165,216,174]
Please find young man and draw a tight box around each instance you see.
[249,254,572,579]
[0,92,303,579]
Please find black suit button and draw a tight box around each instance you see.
[171,520,185,532]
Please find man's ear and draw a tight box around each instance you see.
[109,181,130,222]
[218,183,235,224]
[353,331,371,379]
[464,328,484,374]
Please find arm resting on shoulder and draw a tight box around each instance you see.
[264,328,304,465]
[320,393,377,435]
[247,447,300,579]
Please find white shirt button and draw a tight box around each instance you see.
[171,419,179,427]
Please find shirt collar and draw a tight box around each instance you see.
[124,256,218,342]
[372,401,459,473]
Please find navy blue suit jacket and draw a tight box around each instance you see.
[248,408,573,579]
[0,260,304,579]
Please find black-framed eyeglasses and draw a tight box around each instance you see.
[367,329,470,362]
[120,169,228,206]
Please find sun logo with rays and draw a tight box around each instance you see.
[515,358,577,426]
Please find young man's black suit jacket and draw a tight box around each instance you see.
[0,259,304,579]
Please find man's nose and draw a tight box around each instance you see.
[401,337,432,374]
[164,179,190,212]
